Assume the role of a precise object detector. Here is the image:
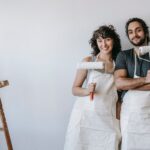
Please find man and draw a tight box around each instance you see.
[115,18,150,150]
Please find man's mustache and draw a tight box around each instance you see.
[132,36,140,40]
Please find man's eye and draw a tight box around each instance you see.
[137,29,142,32]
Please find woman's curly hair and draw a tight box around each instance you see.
[89,25,121,61]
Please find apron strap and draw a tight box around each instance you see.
[134,52,140,78]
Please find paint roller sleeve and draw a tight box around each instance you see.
[76,62,104,70]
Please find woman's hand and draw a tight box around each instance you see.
[87,83,96,94]
[87,83,96,100]
[81,83,96,96]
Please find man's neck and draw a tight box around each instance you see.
[133,40,148,49]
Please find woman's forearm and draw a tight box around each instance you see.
[72,87,90,97]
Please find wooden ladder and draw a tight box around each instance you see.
[0,80,13,150]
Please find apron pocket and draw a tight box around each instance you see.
[79,127,116,149]
[127,113,150,149]
[79,110,117,149]
[80,110,114,131]
[128,113,150,133]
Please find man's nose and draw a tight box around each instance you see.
[133,31,138,37]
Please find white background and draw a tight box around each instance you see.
[0,0,149,150]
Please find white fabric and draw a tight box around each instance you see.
[121,53,150,150]
[64,69,121,150]
[121,90,150,150]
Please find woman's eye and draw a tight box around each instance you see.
[128,31,132,35]
[106,38,111,41]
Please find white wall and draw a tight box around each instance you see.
[0,0,150,149]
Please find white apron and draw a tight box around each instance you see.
[121,54,150,150]
[64,66,121,150]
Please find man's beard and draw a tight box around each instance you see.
[130,36,146,46]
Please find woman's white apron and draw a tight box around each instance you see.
[64,68,121,150]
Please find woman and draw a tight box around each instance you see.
[64,25,121,150]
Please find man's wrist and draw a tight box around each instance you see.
[141,77,147,84]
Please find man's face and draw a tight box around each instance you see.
[127,21,146,46]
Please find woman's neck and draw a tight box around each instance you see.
[96,52,112,62]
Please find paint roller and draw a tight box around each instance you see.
[77,62,104,100]
[136,46,150,63]
[77,62,104,70]
[139,46,150,56]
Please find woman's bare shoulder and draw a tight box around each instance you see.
[82,56,93,62]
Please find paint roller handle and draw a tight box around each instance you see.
[90,92,94,101]
[89,83,96,101]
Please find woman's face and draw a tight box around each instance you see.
[96,36,113,54]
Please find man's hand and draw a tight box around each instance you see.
[145,70,150,83]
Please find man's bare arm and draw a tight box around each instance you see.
[134,84,150,90]
[114,69,146,90]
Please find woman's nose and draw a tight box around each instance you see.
[102,40,106,47]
